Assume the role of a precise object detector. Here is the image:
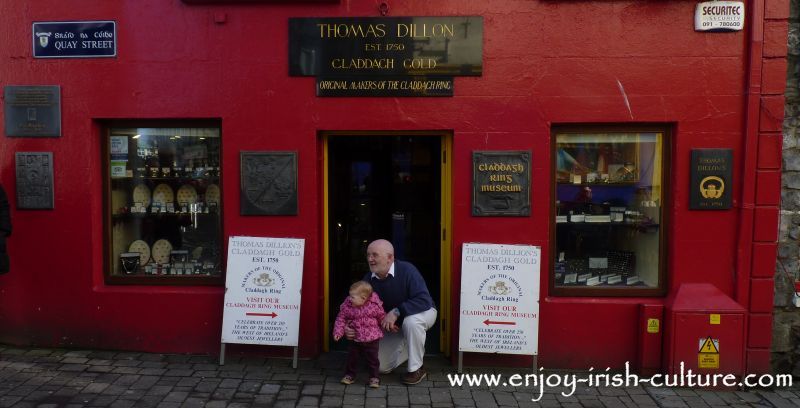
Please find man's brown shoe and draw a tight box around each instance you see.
[402,367,427,385]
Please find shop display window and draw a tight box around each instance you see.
[552,128,668,296]
[105,125,222,284]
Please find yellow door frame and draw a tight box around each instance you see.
[439,135,452,355]
[321,131,453,356]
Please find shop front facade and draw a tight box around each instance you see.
[0,0,787,374]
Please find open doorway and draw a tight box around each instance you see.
[326,134,444,353]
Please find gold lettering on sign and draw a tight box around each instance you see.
[317,23,387,38]
[478,161,525,193]
[477,163,525,173]
[331,58,395,70]
[488,174,513,184]
[403,58,437,70]
[480,184,522,192]
[396,23,455,38]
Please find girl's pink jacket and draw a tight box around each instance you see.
[333,292,386,343]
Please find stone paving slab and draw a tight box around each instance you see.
[0,345,797,407]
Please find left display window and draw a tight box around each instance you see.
[105,125,222,285]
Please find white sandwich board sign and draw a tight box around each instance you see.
[458,243,540,356]
[221,236,305,350]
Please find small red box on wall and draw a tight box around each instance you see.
[638,304,664,377]
[664,284,745,378]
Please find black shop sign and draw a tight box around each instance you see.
[289,17,482,96]
[690,149,732,210]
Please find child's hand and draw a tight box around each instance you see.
[390,324,400,333]
[334,334,341,341]
[344,325,356,340]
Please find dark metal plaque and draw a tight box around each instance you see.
[33,21,116,58]
[690,149,732,210]
[316,76,453,97]
[15,152,54,210]
[240,152,298,215]
[289,17,482,77]
[4,86,61,137]
[473,151,531,216]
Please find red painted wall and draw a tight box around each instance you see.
[0,0,779,369]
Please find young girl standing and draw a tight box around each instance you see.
[333,280,386,388]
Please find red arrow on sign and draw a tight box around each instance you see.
[483,319,515,326]
[247,312,278,318]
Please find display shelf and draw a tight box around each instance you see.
[111,176,220,182]
[112,212,218,220]
[556,181,640,187]
[554,221,660,228]
[556,281,650,288]
[105,274,223,286]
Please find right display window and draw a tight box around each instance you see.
[553,127,669,296]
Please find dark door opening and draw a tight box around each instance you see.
[328,135,441,352]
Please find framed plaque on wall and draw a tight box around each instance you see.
[240,151,298,215]
[689,149,732,210]
[4,86,61,137]
[472,151,531,216]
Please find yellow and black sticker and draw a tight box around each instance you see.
[647,318,660,334]
[698,337,720,369]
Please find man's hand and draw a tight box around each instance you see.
[344,325,356,340]
[382,313,399,332]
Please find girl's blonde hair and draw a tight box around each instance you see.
[350,280,373,298]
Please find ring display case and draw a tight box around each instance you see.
[106,125,223,284]
[553,129,668,296]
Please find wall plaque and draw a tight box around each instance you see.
[690,149,732,210]
[240,152,298,215]
[16,152,54,210]
[289,16,482,96]
[33,21,117,58]
[290,17,482,76]
[4,86,61,137]
[473,151,531,216]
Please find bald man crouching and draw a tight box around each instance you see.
[344,239,437,385]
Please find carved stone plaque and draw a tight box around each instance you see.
[473,151,531,216]
[4,86,61,137]
[15,152,54,209]
[240,151,298,215]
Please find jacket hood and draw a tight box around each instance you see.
[344,291,383,307]
[368,291,383,307]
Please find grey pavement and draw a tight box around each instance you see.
[0,344,798,407]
